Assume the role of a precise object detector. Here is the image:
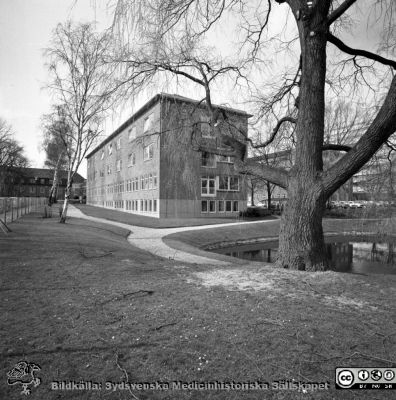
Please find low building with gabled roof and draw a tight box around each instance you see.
[0,167,85,199]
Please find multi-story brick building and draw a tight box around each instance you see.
[86,93,250,218]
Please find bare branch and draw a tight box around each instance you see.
[248,116,296,149]
[322,143,352,152]
[323,74,396,196]
[327,0,358,26]
[327,33,396,69]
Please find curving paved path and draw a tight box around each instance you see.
[67,205,274,265]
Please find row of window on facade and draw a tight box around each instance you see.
[90,174,238,197]
[89,115,155,165]
[201,200,239,213]
[20,186,48,194]
[89,144,155,181]
[7,177,61,185]
[89,173,158,197]
[89,111,218,169]
[104,199,158,213]
[201,176,240,195]
[89,141,233,179]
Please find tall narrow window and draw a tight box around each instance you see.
[128,153,135,167]
[201,178,207,195]
[230,177,239,191]
[128,126,136,141]
[144,113,153,133]
[200,115,212,138]
[143,143,154,160]
[149,173,153,189]
[218,176,228,191]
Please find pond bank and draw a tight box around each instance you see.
[163,218,394,255]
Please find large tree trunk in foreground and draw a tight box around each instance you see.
[277,177,328,271]
[276,1,330,271]
[275,73,396,271]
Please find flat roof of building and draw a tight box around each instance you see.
[86,93,251,159]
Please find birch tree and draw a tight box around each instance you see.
[45,21,120,222]
[41,107,70,205]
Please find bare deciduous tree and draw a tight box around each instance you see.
[0,118,28,168]
[41,107,70,205]
[0,118,29,196]
[45,21,121,222]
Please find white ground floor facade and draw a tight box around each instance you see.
[87,197,246,219]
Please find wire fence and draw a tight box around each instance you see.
[0,197,48,225]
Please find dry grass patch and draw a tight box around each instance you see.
[189,267,377,311]
[1,214,395,400]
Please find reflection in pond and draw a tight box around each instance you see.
[211,236,396,275]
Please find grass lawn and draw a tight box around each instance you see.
[73,203,276,228]
[1,213,395,399]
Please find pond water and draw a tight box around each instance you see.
[211,236,396,275]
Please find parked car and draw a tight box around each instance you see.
[348,201,363,208]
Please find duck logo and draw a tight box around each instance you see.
[7,361,41,395]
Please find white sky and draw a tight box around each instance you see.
[0,0,114,177]
[0,0,388,178]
